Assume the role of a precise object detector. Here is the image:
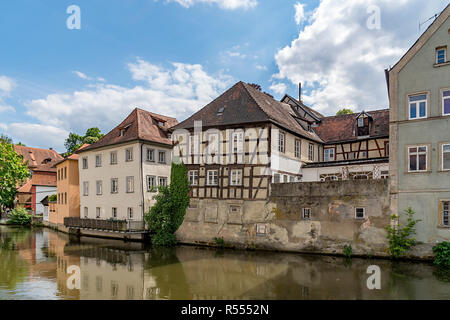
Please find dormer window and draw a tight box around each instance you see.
[158,121,165,127]
[217,107,224,116]
[356,113,370,137]
[436,47,447,64]
[358,118,364,127]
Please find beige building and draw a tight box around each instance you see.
[76,108,177,225]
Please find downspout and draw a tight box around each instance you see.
[140,142,145,226]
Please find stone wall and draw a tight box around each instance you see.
[176,179,396,258]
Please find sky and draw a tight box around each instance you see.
[0,0,448,152]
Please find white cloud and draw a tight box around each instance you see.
[26,59,233,140]
[1,123,69,152]
[0,75,16,113]
[166,0,257,10]
[294,2,305,25]
[73,71,106,82]
[269,83,288,95]
[255,64,268,71]
[274,0,449,115]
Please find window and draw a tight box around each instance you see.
[232,132,244,153]
[146,148,155,162]
[96,276,103,293]
[442,144,450,171]
[408,94,427,119]
[95,155,102,167]
[302,208,311,220]
[295,139,301,158]
[230,169,242,186]
[324,148,335,162]
[385,142,390,157]
[436,47,446,64]
[111,178,118,193]
[442,90,450,116]
[126,176,134,193]
[380,171,389,179]
[207,170,218,186]
[230,206,240,214]
[273,173,280,183]
[283,175,288,183]
[84,207,88,218]
[112,207,117,219]
[358,117,364,127]
[308,143,314,161]
[443,201,449,226]
[188,170,198,186]
[64,167,67,179]
[289,176,295,182]
[408,146,427,172]
[96,181,102,195]
[125,148,133,162]
[64,192,67,204]
[110,151,117,165]
[96,207,101,219]
[82,157,88,169]
[147,176,156,191]
[278,132,285,153]
[355,207,365,219]
[127,208,133,220]
[158,151,166,164]
[83,182,89,196]
[256,224,267,236]
[361,151,368,158]
[158,177,168,187]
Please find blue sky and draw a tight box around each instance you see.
[0,0,448,152]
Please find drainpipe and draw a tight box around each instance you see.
[140,142,145,228]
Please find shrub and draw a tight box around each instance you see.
[386,207,421,259]
[7,207,32,226]
[433,241,450,268]
[214,237,225,248]
[343,245,352,258]
[48,194,57,202]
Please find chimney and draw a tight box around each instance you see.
[49,148,53,150]
[298,82,302,103]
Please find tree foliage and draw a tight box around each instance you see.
[433,241,450,269]
[144,162,190,246]
[0,142,30,212]
[336,108,353,116]
[6,207,32,226]
[386,207,421,259]
[0,134,13,144]
[64,127,104,154]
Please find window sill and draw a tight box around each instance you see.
[405,171,431,174]
[437,226,450,229]
[433,61,450,68]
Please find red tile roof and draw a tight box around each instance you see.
[313,109,389,143]
[14,145,63,169]
[79,108,178,153]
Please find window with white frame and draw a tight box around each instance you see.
[442,144,450,171]
[355,207,365,219]
[273,173,280,183]
[324,148,335,162]
[95,155,102,167]
[84,207,88,218]
[443,90,450,116]
[408,94,427,119]
[443,201,449,227]
[83,182,89,196]
[232,132,244,153]
[111,178,118,193]
[408,146,427,172]
[158,151,166,163]
[295,139,301,158]
[128,207,133,220]
[308,143,314,161]
[230,169,242,186]
[82,157,88,169]
[112,207,117,219]
[110,151,117,165]
[358,117,364,127]
[147,176,156,191]
[146,148,155,162]
[125,148,133,162]
[126,176,134,193]
[302,208,311,220]
[188,170,198,186]
[278,132,285,153]
[158,177,168,187]
[96,180,102,195]
[436,47,447,64]
[96,207,101,219]
[207,170,218,186]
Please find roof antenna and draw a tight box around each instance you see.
[419,12,439,33]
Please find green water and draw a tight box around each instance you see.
[0,225,449,300]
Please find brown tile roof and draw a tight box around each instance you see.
[78,108,178,153]
[14,145,63,169]
[17,180,32,193]
[173,81,323,143]
[53,144,89,167]
[313,109,389,144]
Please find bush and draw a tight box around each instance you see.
[343,245,352,258]
[7,207,32,226]
[48,194,57,202]
[214,237,225,248]
[386,207,421,259]
[433,241,450,268]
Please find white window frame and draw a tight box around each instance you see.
[125,148,133,162]
[324,148,335,162]
[308,143,314,161]
[302,208,311,220]
[442,90,450,116]
[188,170,198,186]
[96,207,101,219]
[273,173,280,184]
[357,117,364,127]
[158,151,166,164]
[126,176,135,193]
[83,182,89,196]
[146,148,155,162]
[82,157,88,169]
[230,169,243,186]
[110,151,117,165]
[232,131,244,154]
[207,170,218,186]
[408,94,427,120]
[442,144,450,171]
[295,139,301,158]
[278,132,285,153]
[436,47,447,64]
[96,180,102,195]
[355,207,365,220]
[95,154,102,167]
[147,175,156,191]
[111,178,118,194]
[408,145,428,172]
[158,177,168,187]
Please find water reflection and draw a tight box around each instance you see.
[0,226,449,300]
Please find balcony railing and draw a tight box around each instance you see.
[64,217,146,232]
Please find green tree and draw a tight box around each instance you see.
[64,127,105,154]
[0,134,13,144]
[64,133,84,154]
[0,142,30,213]
[336,108,353,116]
[386,207,421,259]
[145,162,190,246]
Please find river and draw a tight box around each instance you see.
[0,225,449,300]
